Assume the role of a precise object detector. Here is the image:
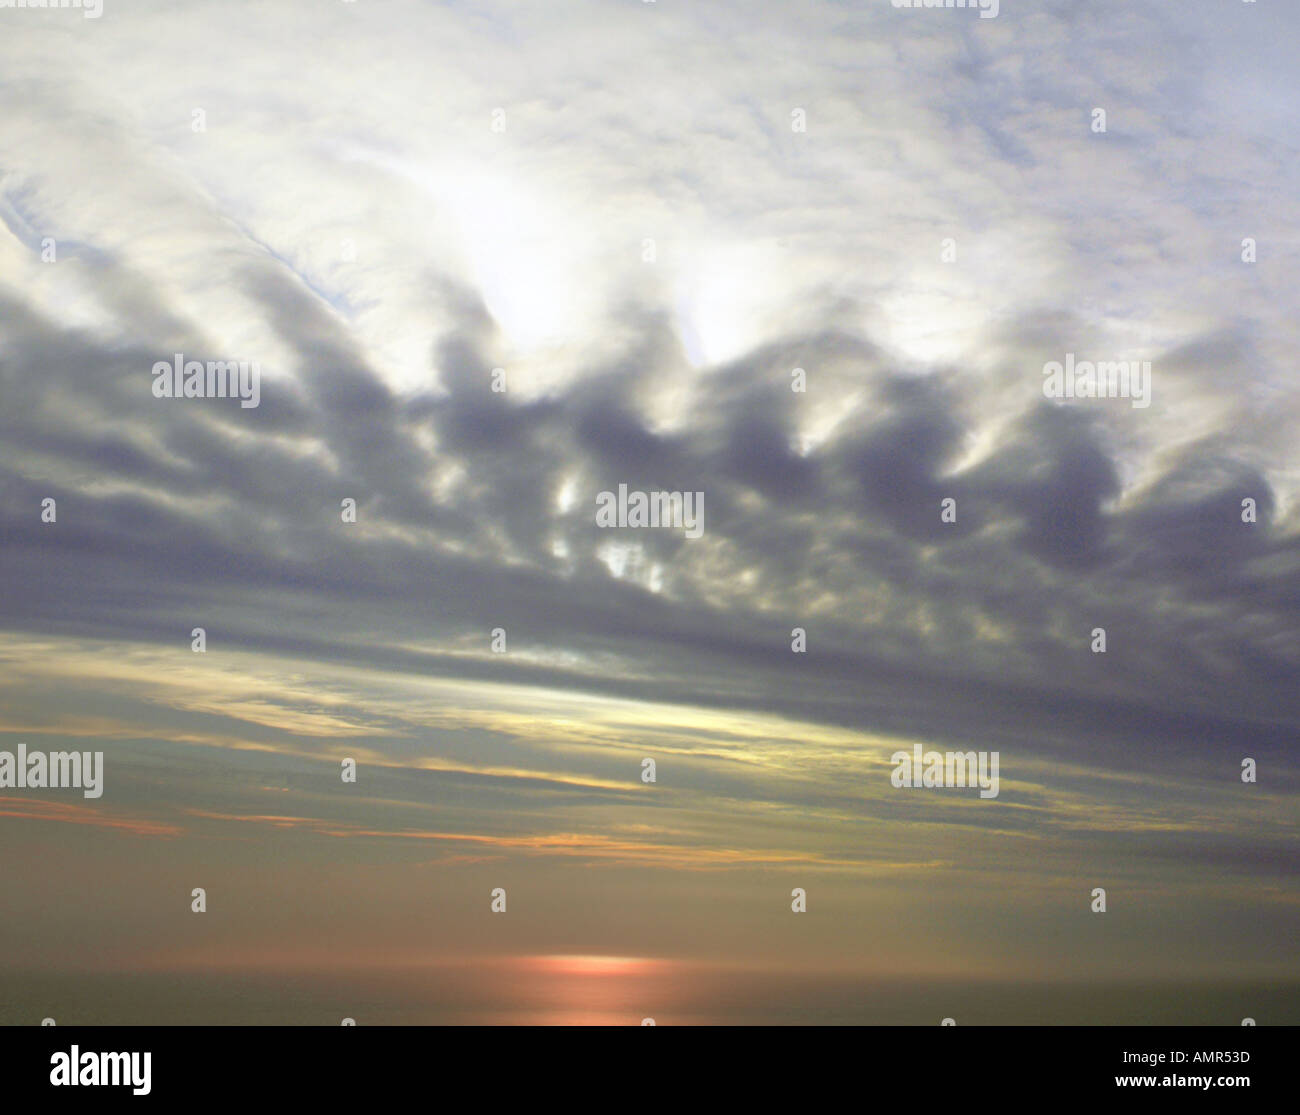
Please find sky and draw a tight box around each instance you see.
[0,0,1297,1024]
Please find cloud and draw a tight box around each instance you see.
[0,0,1297,982]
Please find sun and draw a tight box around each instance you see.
[528,954,660,976]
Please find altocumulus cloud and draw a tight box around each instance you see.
[0,0,1297,987]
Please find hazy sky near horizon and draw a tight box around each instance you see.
[1,0,1298,1018]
